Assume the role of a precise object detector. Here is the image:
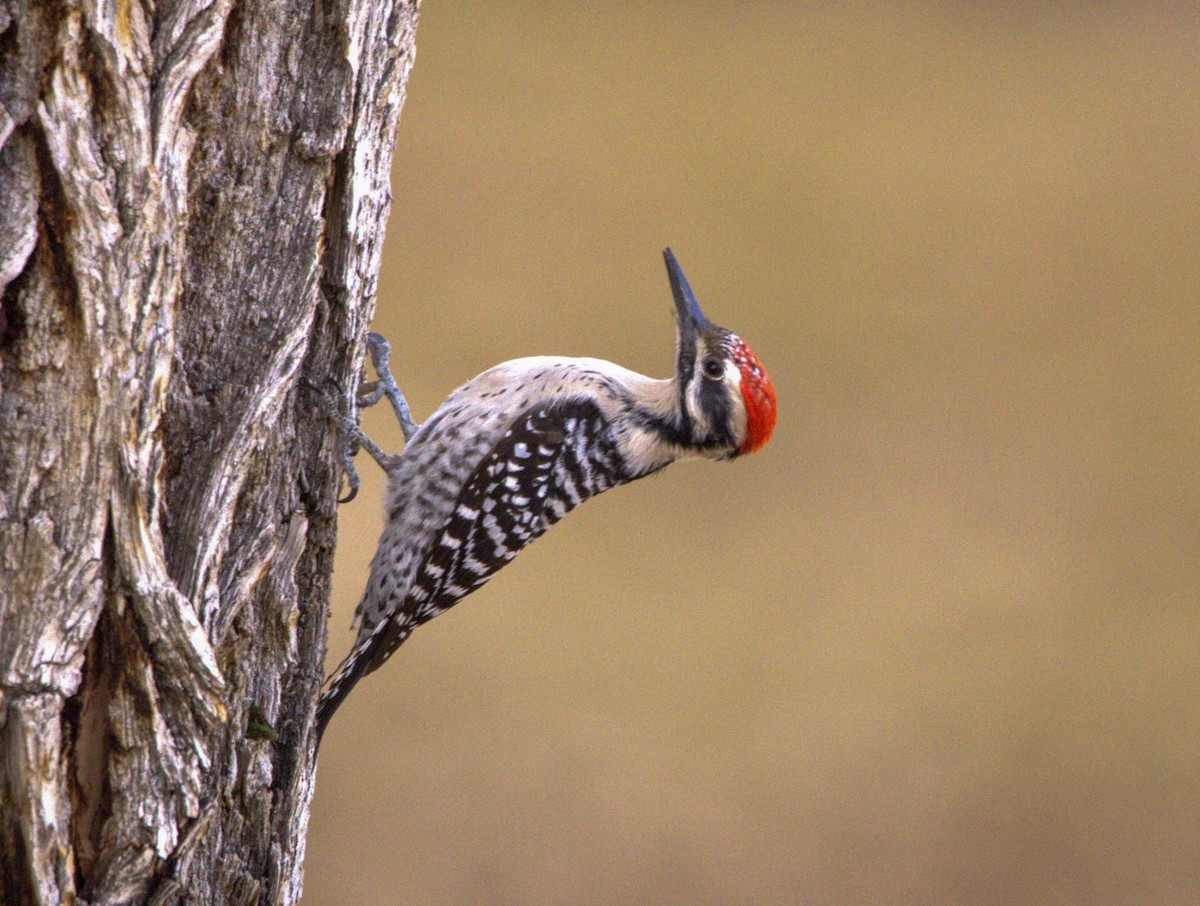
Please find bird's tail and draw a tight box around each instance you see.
[315,618,411,748]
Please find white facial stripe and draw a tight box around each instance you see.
[680,345,750,454]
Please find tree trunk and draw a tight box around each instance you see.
[0,1,419,902]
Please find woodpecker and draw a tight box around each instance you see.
[316,249,776,742]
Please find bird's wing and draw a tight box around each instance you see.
[320,398,626,740]
[403,398,624,630]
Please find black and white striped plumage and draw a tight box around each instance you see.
[316,250,776,742]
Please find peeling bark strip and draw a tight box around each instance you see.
[0,1,420,903]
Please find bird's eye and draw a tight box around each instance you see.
[701,356,725,380]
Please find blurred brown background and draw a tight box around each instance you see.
[305,5,1198,903]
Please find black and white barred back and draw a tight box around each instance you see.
[315,250,777,744]
[406,399,629,628]
[316,369,661,740]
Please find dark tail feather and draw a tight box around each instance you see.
[314,618,410,750]
[315,654,366,748]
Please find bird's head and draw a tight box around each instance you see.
[665,248,777,460]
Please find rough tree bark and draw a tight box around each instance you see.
[0,0,419,902]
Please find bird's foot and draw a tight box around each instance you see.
[358,332,421,443]
[306,376,395,503]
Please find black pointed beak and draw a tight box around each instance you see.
[663,248,710,337]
